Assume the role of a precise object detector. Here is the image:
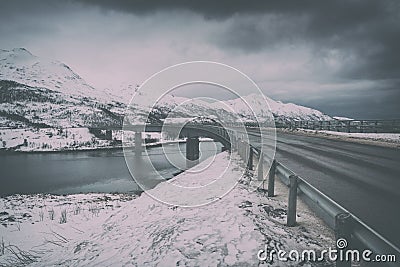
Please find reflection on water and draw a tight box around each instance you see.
[126,141,220,191]
[0,142,222,196]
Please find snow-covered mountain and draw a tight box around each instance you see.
[0,48,331,130]
[123,91,331,124]
[0,80,124,128]
[0,48,110,101]
[222,94,331,122]
[0,48,128,128]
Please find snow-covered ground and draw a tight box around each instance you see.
[0,194,137,266]
[0,127,109,152]
[332,116,353,121]
[0,128,167,152]
[297,129,400,144]
[0,152,334,266]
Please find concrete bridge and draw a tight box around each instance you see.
[89,123,240,164]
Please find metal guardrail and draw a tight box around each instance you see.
[234,140,400,266]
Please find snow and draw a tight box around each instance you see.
[123,90,331,126]
[1,48,333,137]
[102,79,330,123]
[111,78,331,123]
[298,129,400,144]
[0,128,111,152]
[0,152,335,266]
[222,94,332,122]
[0,48,336,156]
[0,194,137,265]
[0,127,183,152]
[333,116,353,121]
[0,48,111,102]
[132,91,331,123]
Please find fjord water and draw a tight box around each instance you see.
[0,142,222,196]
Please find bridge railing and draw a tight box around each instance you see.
[235,141,400,266]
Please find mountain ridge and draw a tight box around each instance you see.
[0,48,332,129]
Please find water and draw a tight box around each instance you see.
[0,141,222,196]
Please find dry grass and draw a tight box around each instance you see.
[59,209,67,224]
[48,209,55,220]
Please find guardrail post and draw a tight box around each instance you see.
[287,175,298,227]
[335,213,352,267]
[257,151,264,181]
[247,146,253,170]
[267,160,276,197]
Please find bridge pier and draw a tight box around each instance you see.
[105,130,113,140]
[135,132,144,155]
[247,146,254,170]
[186,136,200,168]
[231,135,237,151]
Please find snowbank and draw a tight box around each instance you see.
[0,152,334,266]
[297,129,400,145]
[0,128,170,152]
[0,128,111,152]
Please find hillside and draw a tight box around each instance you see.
[0,48,110,101]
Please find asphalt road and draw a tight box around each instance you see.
[251,130,400,248]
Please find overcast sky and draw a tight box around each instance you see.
[1,0,399,119]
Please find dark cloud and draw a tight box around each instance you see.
[312,93,400,120]
[0,0,399,119]
[76,0,303,18]
[0,0,75,17]
[75,0,387,22]
[2,0,399,80]
[280,80,400,119]
[76,0,400,79]
[0,0,81,44]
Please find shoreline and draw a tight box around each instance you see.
[0,139,188,154]
[0,139,216,154]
